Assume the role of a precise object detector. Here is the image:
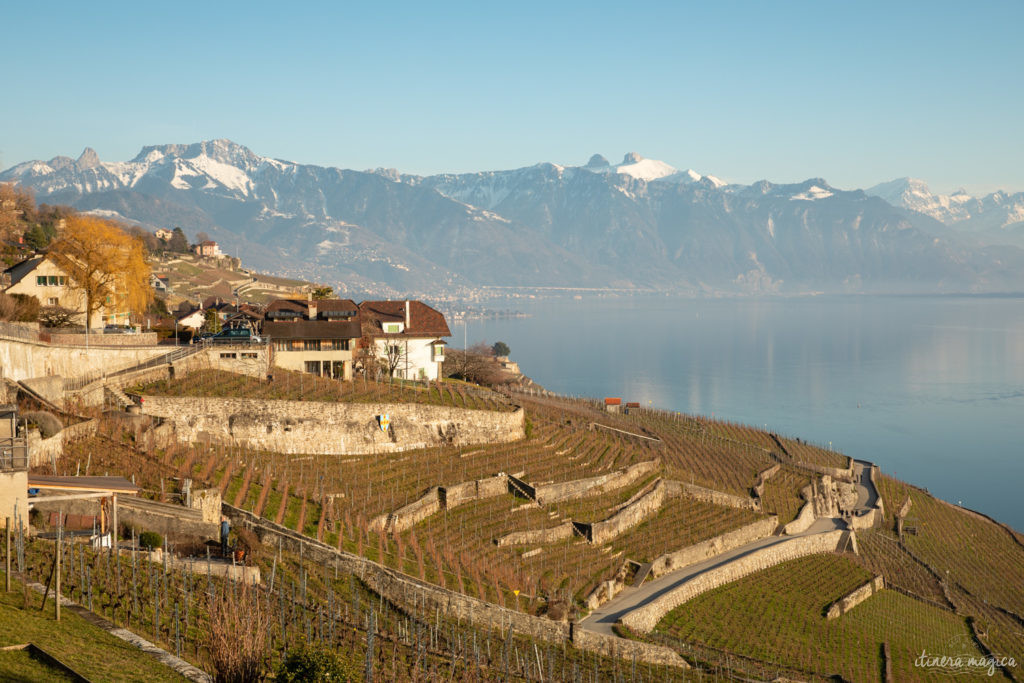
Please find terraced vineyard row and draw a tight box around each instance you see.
[758,469,811,524]
[655,554,988,682]
[135,369,514,412]
[16,533,676,681]
[902,489,1024,615]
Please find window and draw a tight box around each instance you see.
[58,276,67,286]
[305,361,321,374]
[241,352,258,359]
[384,322,403,334]
[47,275,59,286]
[47,297,58,306]
[36,276,47,286]
[220,352,237,359]
[303,339,321,351]
[327,339,350,351]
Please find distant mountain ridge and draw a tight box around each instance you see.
[3,140,1023,296]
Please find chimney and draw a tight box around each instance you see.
[405,300,410,329]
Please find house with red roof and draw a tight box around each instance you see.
[358,300,450,380]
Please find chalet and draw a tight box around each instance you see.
[263,298,361,379]
[358,300,450,381]
[2,255,121,329]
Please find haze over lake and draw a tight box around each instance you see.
[470,295,1024,529]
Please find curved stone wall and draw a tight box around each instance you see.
[140,395,525,455]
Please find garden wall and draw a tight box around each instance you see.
[139,396,524,455]
[619,530,848,633]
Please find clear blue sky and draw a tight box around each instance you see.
[3,0,1022,195]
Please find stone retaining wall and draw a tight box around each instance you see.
[0,337,167,384]
[826,576,884,619]
[619,530,848,633]
[581,479,667,545]
[495,521,576,546]
[666,480,760,511]
[369,487,441,533]
[140,396,524,455]
[648,516,779,580]
[441,474,508,509]
[26,419,98,468]
[222,503,687,668]
[534,460,659,505]
[752,463,781,498]
[784,484,816,535]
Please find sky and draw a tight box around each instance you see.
[2,0,1022,195]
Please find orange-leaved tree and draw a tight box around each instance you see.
[48,214,152,329]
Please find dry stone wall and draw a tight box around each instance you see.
[666,480,760,511]
[370,487,441,533]
[496,521,576,546]
[26,419,98,468]
[784,484,816,535]
[827,576,884,619]
[534,460,659,505]
[648,516,779,579]
[580,479,667,545]
[619,530,849,633]
[140,396,524,455]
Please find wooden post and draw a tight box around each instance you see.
[5,517,10,592]
[111,494,118,552]
[55,521,61,621]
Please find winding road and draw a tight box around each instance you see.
[579,461,879,637]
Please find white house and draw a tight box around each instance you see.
[358,300,450,380]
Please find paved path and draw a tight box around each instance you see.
[580,463,880,637]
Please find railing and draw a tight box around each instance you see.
[0,438,29,471]
[0,321,40,343]
[62,344,205,392]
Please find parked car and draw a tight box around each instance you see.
[209,327,261,344]
[103,324,139,334]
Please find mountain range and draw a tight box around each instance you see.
[3,139,1023,296]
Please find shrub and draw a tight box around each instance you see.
[209,580,268,683]
[22,410,62,438]
[276,643,356,682]
[524,416,534,439]
[139,531,163,550]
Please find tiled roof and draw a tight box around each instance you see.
[359,300,451,338]
[263,320,361,340]
[266,298,359,318]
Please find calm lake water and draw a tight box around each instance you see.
[469,295,1024,530]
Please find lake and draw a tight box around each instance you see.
[468,294,1024,530]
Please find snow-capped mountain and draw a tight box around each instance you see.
[866,177,1024,247]
[3,140,1023,295]
[865,177,975,224]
